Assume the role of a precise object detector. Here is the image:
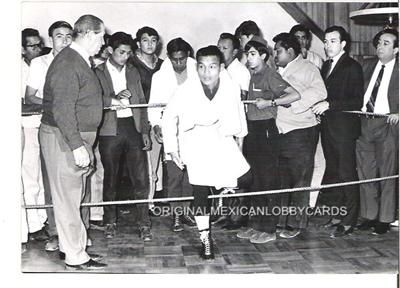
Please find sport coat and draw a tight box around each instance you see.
[362,57,398,114]
[95,62,150,136]
[321,53,364,141]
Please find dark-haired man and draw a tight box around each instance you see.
[130,26,164,211]
[149,37,197,232]
[25,21,73,251]
[21,27,48,243]
[40,14,107,270]
[216,32,250,229]
[356,29,399,235]
[289,24,324,69]
[312,26,364,238]
[95,32,152,241]
[273,33,327,239]
[162,45,250,259]
[236,36,300,243]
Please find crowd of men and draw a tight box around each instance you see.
[21,14,398,269]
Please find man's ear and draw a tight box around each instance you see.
[49,37,53,48]
[261,53,267,61]
[105,46,113,55]
[21,46,26,56]
[233,48,239,58]
[220,63,226,70]
[341,40,347,51]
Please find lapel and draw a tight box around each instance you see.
[326,53,347,81]
[388,58,398,95]
[98,62,115,96]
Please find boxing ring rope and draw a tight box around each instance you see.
[22,102,398,117]
[21,103,399,209]
[23,175,399,209]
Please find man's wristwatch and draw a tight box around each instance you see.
[271,99,277,107]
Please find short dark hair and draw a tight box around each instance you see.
[22,28,40,47]
[244,40,269,62]
[219,33,240,50]
[289,24,311,40]
[373,28,399,49]
[166,37,194,58]
[196,45,223,64]
[234,20,261,37]
[325,25,351,52]
[272,32,301,56]
[109,32,133,50]
[73,14,104,39]
[136,26,159,41]
[48,21,73,37]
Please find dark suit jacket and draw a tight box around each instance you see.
[321,53,364,141]
[95,62,150,136]
[362,57,398,114]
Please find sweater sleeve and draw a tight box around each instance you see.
[134,73,150,134]
[51,60,84,150]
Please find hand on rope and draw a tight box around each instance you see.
[387,114,399,125]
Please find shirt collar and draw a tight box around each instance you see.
[70,42,91,67]
[378,57,396,69]
[106,59,126,74]
[330,50,345,65]
[281,55,301,74]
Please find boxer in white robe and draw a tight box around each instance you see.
[162,46,250,259]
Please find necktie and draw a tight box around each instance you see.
[323,59,333,80]
[366,65,385,113]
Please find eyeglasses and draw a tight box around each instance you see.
[25,43,42,49]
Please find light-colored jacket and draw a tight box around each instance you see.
[162,70,250,188]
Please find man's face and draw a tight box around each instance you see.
[376,33,399,64]
[110,44,132,67]
[169,51,188,74]
[294,31,309,50]
[274,42,292,67]
[324,31,345,58]
[197,55,221,89]
[50,27,73,54]
[22,36,42,61]
[217,38,237,65]
[87,24,106,56]
[239,34,252,49]
[246,46,265,70]
[138,33,158,55]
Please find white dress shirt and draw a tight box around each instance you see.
[226,58,251,92]
[106,60,132,118]
[362,58,396,114]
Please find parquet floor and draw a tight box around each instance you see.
[21,207,399,274]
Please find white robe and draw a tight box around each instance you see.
[162,70,250,188]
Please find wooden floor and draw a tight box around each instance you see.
[21,208,399,274]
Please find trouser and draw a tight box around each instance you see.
[147,129,163,209]
[243,119,280,233]
[278,126,318,229]
[166,160,192,214]
[99,117,150,227]
[21,128,28,243]
[309,129,326,207]
[22,127,47,233]
[320,130,359,226]
[357,117,399,223]
[89,141,104,221]
[39,124,94,265]
[40,149,57,237]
